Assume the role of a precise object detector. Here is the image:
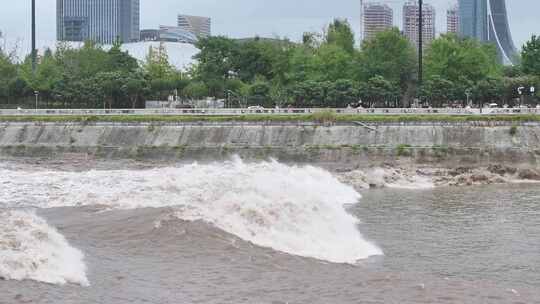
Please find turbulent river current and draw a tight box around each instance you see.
[1,158,539,303]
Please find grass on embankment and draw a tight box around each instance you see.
[0,114,540,123]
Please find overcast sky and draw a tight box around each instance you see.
[1,0,538,49]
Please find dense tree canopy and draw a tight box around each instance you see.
[522,35,540,77]
[0,22,538,109]
[358,28,417,89]
[424,34,501,84]
[326,19,355,54]
[420,34,536,106]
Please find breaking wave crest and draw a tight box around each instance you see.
[0,158,382,263]
[0,210,89,286]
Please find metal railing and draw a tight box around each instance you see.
[1,107,539,116]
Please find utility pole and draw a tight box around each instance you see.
[31,0,37,74]
[360,0,364,44]
[418,0,423,87]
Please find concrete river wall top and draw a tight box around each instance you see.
[1,121,539,167]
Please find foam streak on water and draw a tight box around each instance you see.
[0,158,382,264]
[0,210,89,286]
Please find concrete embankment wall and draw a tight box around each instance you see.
[1,121,539,167]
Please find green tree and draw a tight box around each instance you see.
[269,84,289,107]
[93,71,125,108]
[288,80,327,107]
[521,35,540,76]
[143,43,177,99]
[326,19,355,54]
[360,76,400,108]
[144,42,175,80]
[326,79,358,107]
[194,36,238,81]
[19,49,62,106]
[0,50,18,103]
[58,40,111,79]
[123,71,149,108]
[424,34,501,84]
[286,45,315,83]
[473,76,504,107]
[249,78,271,97]
[232,40,287,82]
[311,44,354,82]
[183,82,209,100]
[107,41,138,73]
[421,75,455,107]
[358,28,417,101]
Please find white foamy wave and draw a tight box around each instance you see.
[0,210,89,286]
[0,158,382,263]
[338,167,435,190]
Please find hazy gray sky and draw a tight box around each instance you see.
[1,0,538,49]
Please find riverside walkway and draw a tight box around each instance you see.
[1,107,539,116]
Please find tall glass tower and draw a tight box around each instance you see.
[57,0,140,44]
[487,0,517,65]
[459,0,488,41]
[458,0,517,64]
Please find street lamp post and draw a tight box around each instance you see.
[34,91,39,111]
[418,0,423,87]
[518,86,525,107]
[31,0,37,74]
[528,86,536,107]
[465,89,472,107]
[532,87,538,108]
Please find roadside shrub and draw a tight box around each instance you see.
[396,144,412,156]
[509,125,518,136]
[311,110,337,124]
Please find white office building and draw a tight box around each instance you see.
[177,15,211,38]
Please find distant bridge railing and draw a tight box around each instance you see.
[1,107,539,116]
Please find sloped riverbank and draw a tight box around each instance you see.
[0,120,539,167]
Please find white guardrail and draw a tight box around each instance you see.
[0,108,539,116]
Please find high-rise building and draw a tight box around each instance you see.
[487,0,518,65]
[458,0,488,41]
[447,4,459,34]
[362,2,394,41]
[403,1,436,49]
[57,0,140,44]
[177,15,211,38]
[458,0,517,64]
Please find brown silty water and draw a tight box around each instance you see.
[1,159,539,304]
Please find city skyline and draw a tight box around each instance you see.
[1,0,538,49]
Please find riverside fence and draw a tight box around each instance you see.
[1,107,540,116]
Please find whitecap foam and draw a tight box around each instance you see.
[0,158,382,264]
[0,210,89,286]
[338,167,435,190]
